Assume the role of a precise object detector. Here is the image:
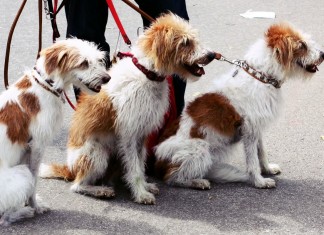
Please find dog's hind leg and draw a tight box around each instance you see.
[206,145,249,183]
[157,139,213,190]
[26,147,50,214]
[207,163,249,183]
[0,206,35,226]
[257,138,281,175]
[69,141,115,198]
[244,137,276,188]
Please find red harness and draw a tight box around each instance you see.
[117,52,165,82]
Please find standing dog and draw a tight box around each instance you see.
[155,23,324,189]
[0,38,110,225]
[40,13,215,204]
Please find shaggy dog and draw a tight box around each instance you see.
[154,23,324,190]
[0,38,110,225]
[39,13,215,204]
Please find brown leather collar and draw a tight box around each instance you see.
[214,53,283,89]
[33,67,65,102]
[232,61,282,89]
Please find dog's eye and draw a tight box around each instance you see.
[98,58,106,65]
[182,39,191,47]
[80,60,89,69]
[298,41,307,51]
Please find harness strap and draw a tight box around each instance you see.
[117,52,165,82]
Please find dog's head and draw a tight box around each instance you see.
[39,39,110,93]
[266,23,324,79]
[137,13,215,81]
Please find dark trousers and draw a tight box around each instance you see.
[135,0,189,116]
[65,0,111,99]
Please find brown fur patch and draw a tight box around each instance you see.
[0,102,30,144]
[18,92,41,116]
[266,23,306,67]
[0,92,40,145]
[186,93,243,138]
[155,159,180,181]
[74,155,93,183]
[50,164,75,181]
[190,125,205,139]
[40,42,86,75]
[15,76,32,90]
[68,91,117,148]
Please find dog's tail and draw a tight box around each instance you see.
[39,163,74,181]
[0,165,34,214]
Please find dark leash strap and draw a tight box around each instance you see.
[38,0,43,59]
[121,0,154,23]
[46,0,59,42]
[4,0,28,89]
[44,0,69,42]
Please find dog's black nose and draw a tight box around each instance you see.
[321,51,324,59]
[102,76,111,84]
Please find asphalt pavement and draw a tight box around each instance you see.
[0,0,323,234]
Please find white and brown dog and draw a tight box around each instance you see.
[154,23,324,190]
[39,13,215,204]
[0,38,110,225]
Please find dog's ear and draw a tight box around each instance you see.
[40,42,85,75]
[273,37,295,67]
[266,23,304,68]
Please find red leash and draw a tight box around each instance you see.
[106,0,131,45]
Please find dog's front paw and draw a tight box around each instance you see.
[145,183,160,195]
[145,183,159,195]
[0,206,35,226]
[134,192,156,205]
[0,218,11,227]
[254,177,276,189]
[94,187,116,198]
[191,179,211,190]
[262,163,281,175]
[35,205,50,214]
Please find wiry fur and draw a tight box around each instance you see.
[0,38,110,225]
[155,23,324,190]
[39,14,215,204]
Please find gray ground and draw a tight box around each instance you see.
[0,0,324,234]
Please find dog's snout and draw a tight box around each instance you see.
[207,51,216,62]
[102,75,111,84]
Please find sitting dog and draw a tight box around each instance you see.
[154,23,324,190]
[0,38,110,225]
[39,13,215,204]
